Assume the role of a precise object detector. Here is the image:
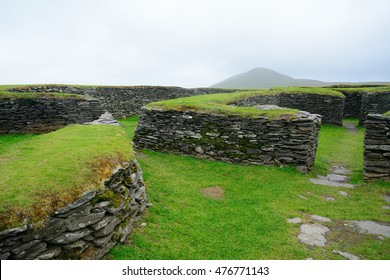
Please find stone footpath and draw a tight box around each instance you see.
[290,164,390,259]
[309,165,355,189]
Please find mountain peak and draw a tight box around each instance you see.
[210,68,327,89]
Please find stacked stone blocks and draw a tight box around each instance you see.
[363,114,390,181]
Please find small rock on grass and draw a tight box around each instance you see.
[339,191,348,197]
[333,250,360,260]
[310,215,332,223]
[287,218,302,224]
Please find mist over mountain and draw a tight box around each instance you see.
[210,68,329,88]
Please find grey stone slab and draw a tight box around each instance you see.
[339,191,349,197]
[298,224,330,247]
[0,225,29,239]
[35,246,62,260]
[384,195,390,203]
[310,215,332,223]
[352,221,390,237]
[50,228,92,244]
[332,166,352,175]
[309,178,355,188]
[333,250,360,260]
[326,174,348,183]
[67,211,106,231]
[287,218,302,224]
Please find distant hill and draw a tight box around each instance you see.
[210,68,328,89]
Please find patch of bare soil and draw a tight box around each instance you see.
[201,186,225,200]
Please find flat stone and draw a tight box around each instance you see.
[92,241,116,260]
[298,195,307,199]
[51,228,92,244]
[310,215,332,223]
[298,224,330,247]
[332,166,352,175]
[35,246,62,260]
[352,221,390,237]
[339,191,348,197]
[287,218,302,224]
[333,250,360,260]
[0,225,29,239]
[384,195,390,203]
[309,178,355,188]
[54,191,96,217]
[383,206,390,210]
[90,216,117,231]
[325,196,336,201]
[94,218,120,238]
[67,211,106,231]
[326,174,348,183]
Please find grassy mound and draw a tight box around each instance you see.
[0,125,133,230]
[145,87,342,119]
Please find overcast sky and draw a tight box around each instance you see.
[1,0,389,87]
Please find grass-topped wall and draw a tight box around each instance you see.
[0,90,105,133]
[5,85,239,119]
[0,125,148,259]
[134,90,322,172]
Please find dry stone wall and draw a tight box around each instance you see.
[278,94,344,126]
[0,97,105,134]
[334,90,362,118]
[363,114,390,181]
[232,92,344,125]
[0,159,147,260]
[134,108,321,172]
[9,86,239,119]
[359,91,390,125]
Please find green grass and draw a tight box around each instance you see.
[314,118,365,182]
[110,117,390,260]
[146,90,299,119]
[383,111,390,117]
[333,86,390,94]
[274,87,345,97]
[0,125,134,229]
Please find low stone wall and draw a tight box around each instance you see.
[232,92,344,125]
[10,86,239,119]
[359,91,390,125]
[333,90,362,118]
[278,94,344,126]
[363,114,390,181]
[0,97,105,133]
[0,159,147,260]
[232,94,280,107]
[134,108,321,172]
